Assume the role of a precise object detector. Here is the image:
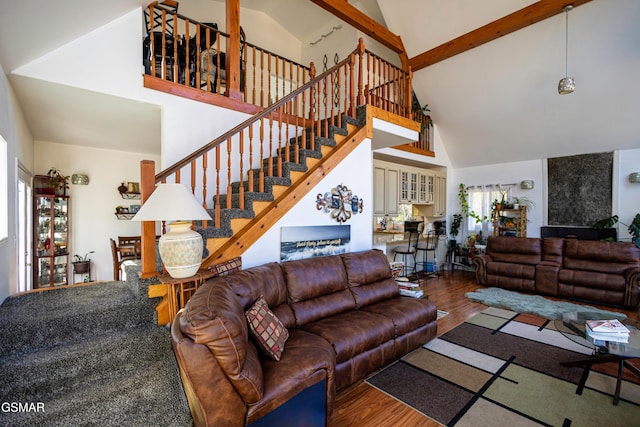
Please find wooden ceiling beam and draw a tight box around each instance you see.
[309,0,405,55]
[409,0,592,71]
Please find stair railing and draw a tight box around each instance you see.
[139,40,368,277]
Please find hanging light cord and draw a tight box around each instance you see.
[564,8,569,77]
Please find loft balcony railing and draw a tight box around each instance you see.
[139,2,434,276]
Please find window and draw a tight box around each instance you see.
[0,135,7,241]
[466,184,512,240]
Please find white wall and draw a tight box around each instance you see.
[0,63,35,302]
[34,142,160,282]
[616,148,640,243]
[243,139,374,268]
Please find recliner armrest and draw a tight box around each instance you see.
[624,267,640,308]
[472,254,491,284]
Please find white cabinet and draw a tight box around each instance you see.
[433,172,446,217]
[400,170,418,203]
[373,163,399,216]
[419,172,434,204]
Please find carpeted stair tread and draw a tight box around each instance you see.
[0,282,157,357]
[0,325,191,426]
[0,324,174,402]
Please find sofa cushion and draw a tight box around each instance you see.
[224,262,296,328]
[246,329,336,423]
[302,310,395,363]
[360,296,437,336]
[542,238,564,264]
[341,250,400,308]
[246,295,289,361]
[180,278,264,404]
[282,255,355,326]
[486,236,541,266]
[563,239,640,274]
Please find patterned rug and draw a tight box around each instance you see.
[366,308,640,426]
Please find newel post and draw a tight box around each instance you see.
[139,160,158,279]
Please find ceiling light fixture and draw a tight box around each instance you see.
[558,5,575,95]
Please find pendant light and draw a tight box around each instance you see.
[558,5,575,95]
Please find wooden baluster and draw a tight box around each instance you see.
[274,56,279,102]
[260,50,265,107]
[348,54,355,117]
[330,70,335,129]
[252,47,257,106]
[226,137,232,209]
[202,153,208,228]
[205,27,212,92]
[268,114,273,177]
[248,124,254,193]
[216,32,222,94]
[289,61,294,115]
[316,81,321,144]
[190,160,196,196]
[285,106,290,164]
[184,21,191,87]
[366,51,371,105]
[195,24,201,90]
[238,130,244,210]
[323,76,329,138]
[259,118,265,192]
[267,53,272,105]
[215,145,221,228]
[161,10,168,80]
[172,12,178,83]
[357,38,365,107]
[175,168,181,184]
[343,63,348,122]
[308,62,315,151]
[277,107,282,178]
[407,68,413,120]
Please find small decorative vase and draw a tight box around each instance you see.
[158,221,203,278]
[118,182,128,194]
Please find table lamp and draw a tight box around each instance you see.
[132,183,212,278]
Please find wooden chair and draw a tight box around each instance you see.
[110,237,140,281]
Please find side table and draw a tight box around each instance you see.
[159,270,218,323]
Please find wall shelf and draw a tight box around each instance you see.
[115,213,136,220]
[119,192,140,200]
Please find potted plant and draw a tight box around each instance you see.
[46,167,70,195]
[593,214,640,247]
[73,251,94,274]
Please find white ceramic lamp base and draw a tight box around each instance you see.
[158,221,203,278]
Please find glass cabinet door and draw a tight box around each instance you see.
[33,194,69,288]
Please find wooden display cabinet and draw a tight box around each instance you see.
[493,206,527,237]
[33,194,70,288]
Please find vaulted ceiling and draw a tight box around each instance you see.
[1,0,639,168]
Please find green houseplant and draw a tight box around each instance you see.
[73,251,94,274]
[593,214,640,247]
[46,167,70,195]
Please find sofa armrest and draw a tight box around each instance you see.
[172,311,247,427]
[624,267,640,308]
[472,254,491,284]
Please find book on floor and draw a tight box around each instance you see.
[586,319,630,334]
[399,288,424,298]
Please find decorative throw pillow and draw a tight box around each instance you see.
[245,295,289,361]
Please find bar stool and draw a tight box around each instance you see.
[416,230,439,277]
[392,232,420,278]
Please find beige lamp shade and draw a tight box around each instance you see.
[132,183,212,278]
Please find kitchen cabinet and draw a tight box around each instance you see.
[433,172,446,217]
[400,170,418,203]
[373,163,399,216]
[419,172,434,204]
[33,194,69,288]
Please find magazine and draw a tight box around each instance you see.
[585,319,630,334]
[586,328,629,344]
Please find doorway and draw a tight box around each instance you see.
[17,162,32,293]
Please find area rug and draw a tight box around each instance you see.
[465,287,626,320]
[366,308,640,426]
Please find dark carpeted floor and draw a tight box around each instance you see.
[0,281,192,426]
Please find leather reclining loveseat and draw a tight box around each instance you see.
[171,249,437,426]
[473,236,640,308]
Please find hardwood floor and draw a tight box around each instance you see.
[329,270,640,427]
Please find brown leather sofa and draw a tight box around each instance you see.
[473,236,640,308]
[171,249,437,426]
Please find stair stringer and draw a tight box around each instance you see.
[200,124,369,268]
